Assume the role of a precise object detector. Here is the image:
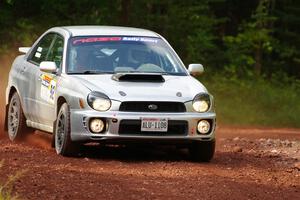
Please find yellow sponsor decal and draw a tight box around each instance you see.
[41,74,57,104]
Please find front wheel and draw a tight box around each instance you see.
[55,103,79,156]
[7,92,33,141]
[189,140,215,162]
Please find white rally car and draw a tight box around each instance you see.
[5,26,216,161]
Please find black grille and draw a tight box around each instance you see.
[118,120,188,136]
[119,102,186,112]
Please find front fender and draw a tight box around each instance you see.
[55,74,92,115]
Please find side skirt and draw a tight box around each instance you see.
[26,120,53,133]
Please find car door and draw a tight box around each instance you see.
[22,33,56,123]
[35,34,64,127]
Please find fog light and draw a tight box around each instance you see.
[197,120,211,134]
[90,118,105,133]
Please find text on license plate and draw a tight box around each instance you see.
[141,118,168,132]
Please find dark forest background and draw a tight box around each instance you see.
[0,0,300,127]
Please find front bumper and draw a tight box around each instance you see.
[70,109,216,144]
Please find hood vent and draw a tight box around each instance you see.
[112,73,165,82]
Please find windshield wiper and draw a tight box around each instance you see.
[114,71,169,75]
[68,70,113,75]
[82,70,100,74]
[113,70,138,74]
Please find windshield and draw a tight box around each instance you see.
[67,36,187,75]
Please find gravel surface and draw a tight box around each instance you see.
[0,127,299,200]
[1,54,299,200]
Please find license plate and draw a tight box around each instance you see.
[141,118,168,132]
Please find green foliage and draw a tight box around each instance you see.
[223,0,276,76]
[201,73,300,128]
[273,0,300,77]
[0,0,299,79]
[186,3,221,66]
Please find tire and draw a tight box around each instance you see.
[51,120,56,148]
[189,140,215,162]
[54,103,79,156]
[7,92,33,141]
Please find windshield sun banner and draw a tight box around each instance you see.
[72,36,159,45]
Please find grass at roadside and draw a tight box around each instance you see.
[201,73,300,128]
[0,160,25,200]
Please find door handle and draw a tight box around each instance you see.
[20,67,26,73]
[38,74,43,81]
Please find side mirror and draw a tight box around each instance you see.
[188,64,204,76]
[19,47,30,54]
[39,61,58,73]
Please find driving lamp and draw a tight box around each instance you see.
[90,118,105,133]
[197,120,211,134]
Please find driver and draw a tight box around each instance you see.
[130,49,149,68]
[74,47,90,72]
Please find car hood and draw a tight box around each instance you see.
[71,74,208,102]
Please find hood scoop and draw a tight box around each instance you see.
[112,73,165,82]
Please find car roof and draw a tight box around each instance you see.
[60,26,160,37]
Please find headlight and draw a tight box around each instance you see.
[192,93,211,112]
[87,91,111,111]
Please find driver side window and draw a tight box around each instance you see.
[29,33,55,65]
[47,35,64,68]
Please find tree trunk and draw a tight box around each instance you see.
[120,0,131,25]
[254,46,262,76]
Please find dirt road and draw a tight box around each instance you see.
[0,127,299,200]
[0,55,299,199]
